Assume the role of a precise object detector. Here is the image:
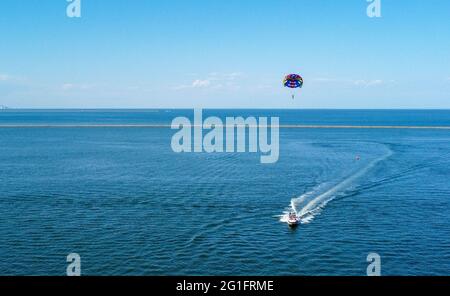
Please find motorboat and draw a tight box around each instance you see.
[287,212,299,227]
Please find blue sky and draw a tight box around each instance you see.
[0,0,449,108]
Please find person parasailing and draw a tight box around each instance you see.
[283,74,303,99]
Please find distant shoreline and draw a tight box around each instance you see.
[0,125,449,130]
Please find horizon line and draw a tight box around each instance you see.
[0,124,449,130]
[1,108,450,111]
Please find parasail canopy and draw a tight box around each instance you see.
[283,74,303,89]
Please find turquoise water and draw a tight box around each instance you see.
[0,110,449,275]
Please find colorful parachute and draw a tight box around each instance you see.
[284,74,303,88]
[283,74,303,99]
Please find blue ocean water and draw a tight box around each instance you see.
[0,110,449,275]
[1,109,450,126]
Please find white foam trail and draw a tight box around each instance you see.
[281,147,392,225]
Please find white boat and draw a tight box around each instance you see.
[287,212,299,227]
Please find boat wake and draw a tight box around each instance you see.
[280,146,393,225]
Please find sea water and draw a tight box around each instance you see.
[0,109,449,275]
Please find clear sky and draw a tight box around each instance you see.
[0,0,449,108]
